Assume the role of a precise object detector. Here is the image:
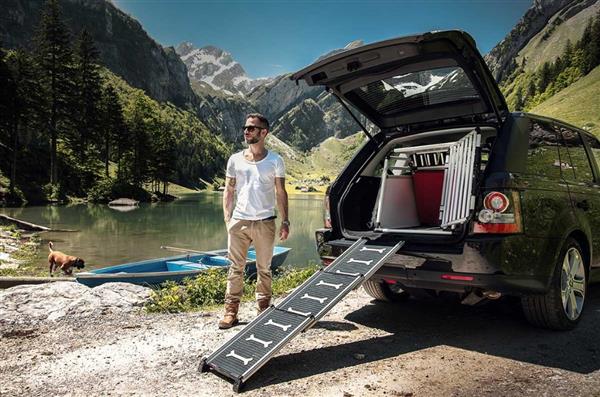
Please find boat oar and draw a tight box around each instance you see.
[160,246,254,264]
[160,246,220,256]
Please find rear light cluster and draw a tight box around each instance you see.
[473,190,522,234]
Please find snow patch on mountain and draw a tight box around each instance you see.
[176,42,272,96]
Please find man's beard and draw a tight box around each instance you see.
[245,136,260,144]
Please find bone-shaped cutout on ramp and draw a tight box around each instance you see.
[245,334,273,348]
[226,350,253,366]
[301,293,328,304]
[264,319,292,332]
[316,280,343,289]
[347,258,373,266]
[360,246,386,253]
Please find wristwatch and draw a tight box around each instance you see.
[281,220,291,226]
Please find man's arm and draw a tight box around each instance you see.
[223,176,236,223]
[275,177,289,240]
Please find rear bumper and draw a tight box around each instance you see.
[370,266,547,294]
[316,231,553,295]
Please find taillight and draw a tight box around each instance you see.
[324,187,331,228]
[483,192,509,212]
[473,190,522,234]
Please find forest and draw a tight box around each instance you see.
[0,0,231,205]
[501,10,600,111]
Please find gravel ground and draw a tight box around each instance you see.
[2,287,600,396]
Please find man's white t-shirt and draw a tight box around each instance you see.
[226,150,285,220]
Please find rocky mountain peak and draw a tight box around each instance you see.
[176,41,261,96]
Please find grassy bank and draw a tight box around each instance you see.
[0,225,43,277]
[145,264,320,313]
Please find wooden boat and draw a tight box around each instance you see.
[75,246,291,288]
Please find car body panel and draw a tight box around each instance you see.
[290,30,508,132]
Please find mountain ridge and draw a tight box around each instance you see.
[0,0,195,107]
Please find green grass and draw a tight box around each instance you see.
[531,65,600,136]
[0,226,43,277]
[516,3,600,73]
[145,264,320,313]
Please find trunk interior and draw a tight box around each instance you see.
[339,126,497,240]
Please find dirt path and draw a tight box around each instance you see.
[2,288,600,396]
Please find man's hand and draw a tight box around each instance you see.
[279,223,289,241]
[223,176,235,225]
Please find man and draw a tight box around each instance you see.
[219,113,289,329]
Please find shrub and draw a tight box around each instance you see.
[145,264,320,313]
[87,177,152,203]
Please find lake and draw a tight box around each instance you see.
[1,192,326,271]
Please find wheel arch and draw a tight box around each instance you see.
[567,229,591,274]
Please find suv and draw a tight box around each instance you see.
[291,30,600,330]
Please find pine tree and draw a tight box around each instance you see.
[34,0,75,188]
[590,11,600,69]
[151,111,176,195]
[537,62,552,93]
[0,46,13,154]
[72,29,104,189]
[100,83,128,178]
[4,49,45,195]
[124,93,155,186]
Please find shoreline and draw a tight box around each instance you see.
[0,225,41,278]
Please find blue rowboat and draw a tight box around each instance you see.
[75,246,291,288]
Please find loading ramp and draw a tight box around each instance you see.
[200,237,405,392]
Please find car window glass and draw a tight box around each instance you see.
[583,134,600,176]
[352,66,479,116]
[526,121,563,179]
[558,126,594,183]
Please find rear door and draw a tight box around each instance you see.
[558,125,600,269]
[290,30,508,133]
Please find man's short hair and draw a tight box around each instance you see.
[246,113,269,130]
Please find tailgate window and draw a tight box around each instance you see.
[348,66,479,116]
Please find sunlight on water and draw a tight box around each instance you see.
[2,193,325,271]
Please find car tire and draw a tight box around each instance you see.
[363,279,409,302]
[521,238,588,330]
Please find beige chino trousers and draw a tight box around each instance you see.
[225,218,276,304]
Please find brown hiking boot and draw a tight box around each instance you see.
[257,298,271,314]
[218,303,239,329]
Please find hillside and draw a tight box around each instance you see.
[516,0,600,73]
[0,0,195,107]
[531,64,600,135]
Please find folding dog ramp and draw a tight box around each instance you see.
[200,237,404,392]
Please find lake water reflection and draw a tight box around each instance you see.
[1,193,325,271]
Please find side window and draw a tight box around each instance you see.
[557,125,595,183]
[583,133,600,177]
[526,120,562,179]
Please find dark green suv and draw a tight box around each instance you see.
[291,30,600,330]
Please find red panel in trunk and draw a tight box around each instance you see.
[413,170,444,226]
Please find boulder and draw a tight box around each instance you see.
[0,282,151,326]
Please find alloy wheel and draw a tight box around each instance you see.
[560,247,586,321]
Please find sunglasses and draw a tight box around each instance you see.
[243,125,266,133]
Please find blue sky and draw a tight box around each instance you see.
[113,0,532,78]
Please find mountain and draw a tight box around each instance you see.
[484,0,582,83]
[182,41,369,152]
[0,0,195,107]
[176,42,272,96]
[531,64,600,135]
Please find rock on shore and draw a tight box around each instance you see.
[0,282,151,326]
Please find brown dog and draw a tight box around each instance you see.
[48,242,85,276]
